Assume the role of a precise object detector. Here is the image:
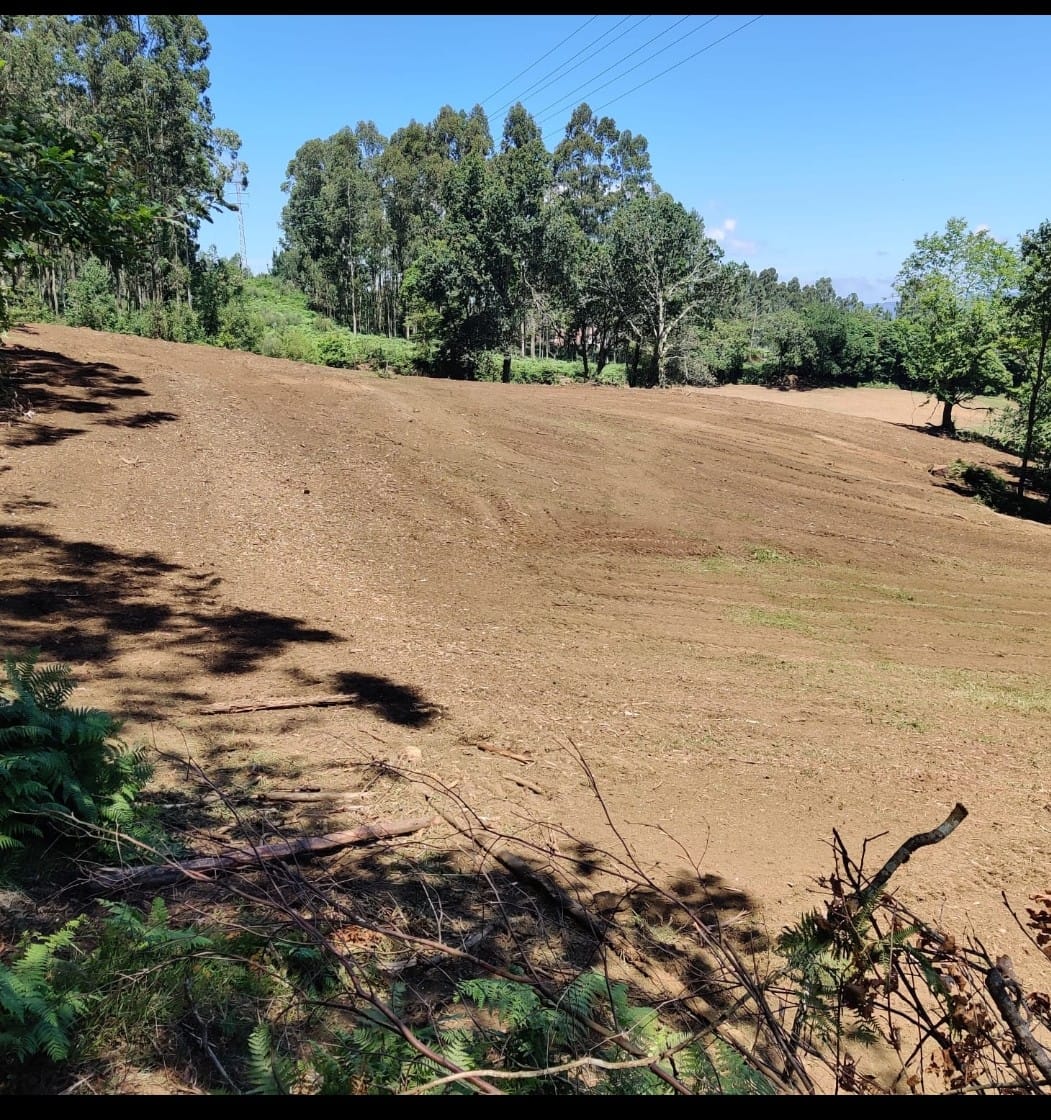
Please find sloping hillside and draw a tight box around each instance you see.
[3,322,1049,971]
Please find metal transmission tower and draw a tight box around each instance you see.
[233,174,249,274]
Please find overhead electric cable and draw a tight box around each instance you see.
[536,14,717,128]
[479,15,597,107]
[489,15,639,122]
[591,15,763,116]
[541,14,763,145]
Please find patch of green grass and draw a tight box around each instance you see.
[738,607,812,634]
[875,585,915,602]
[944,676,1051,715]
[748,546,794,564]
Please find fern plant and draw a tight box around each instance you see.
[246,1022,299,1095]
[311,970,770,1095]
[0,919,87,1064]
[778,890,919,1055]
[0,651,153,852]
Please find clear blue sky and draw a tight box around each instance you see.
[198,14,1051,306]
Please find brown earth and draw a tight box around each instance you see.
[2,322,1050,983]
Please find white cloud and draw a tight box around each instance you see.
[710,217,745,248]
[975,223,990,234]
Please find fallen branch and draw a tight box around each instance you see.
[199,693,361,715]
[852,802,968,912]
[502,773,544,796]
[92,815,438,891]
[253,790,372,804]
[476,743,532,765]
[986,957,1051,1082]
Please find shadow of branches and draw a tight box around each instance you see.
[0,344,177,447]
[0,523,342,718]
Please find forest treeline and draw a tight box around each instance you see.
[2,15,1051,492]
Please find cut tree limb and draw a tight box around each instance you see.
[199,693,361,715]
[852,802,969,911]
[252,790,372,804]
[476,743,532,764]
[91,815,438,891]
[986,957,1051,1082]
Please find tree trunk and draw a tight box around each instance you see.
[501,354,512,384]
[1018,331,1050,499]
[628,341,642,387]
[939,398,956,434]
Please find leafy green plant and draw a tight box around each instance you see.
[777,888,919,1055]
[79,897,294,1085]
[246,1022,298,1095]
[311,970,768,1095]
[0,919,87,1064]
[0,651,152,852]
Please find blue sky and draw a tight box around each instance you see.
[198,15,1051,306]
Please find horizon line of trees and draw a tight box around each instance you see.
[3,16,1051,498]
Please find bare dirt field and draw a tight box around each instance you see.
[3,323,1050,982]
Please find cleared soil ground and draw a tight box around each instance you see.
[3,323,1050,980]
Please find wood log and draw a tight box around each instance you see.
[199,693,360,715]
[92,815,438,891]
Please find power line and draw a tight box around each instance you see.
[591,16,764,117]
[534,14,711,126]
[488,15,640,124]
[479,15,597,108]
[541,15,763,146]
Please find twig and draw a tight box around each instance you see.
[501,772,544,795]
[199,693,362,714]
[852,803,968,911]
[477,743,532,764]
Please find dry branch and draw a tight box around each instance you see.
[501,773,544,795]
[92,815,438,891]
[853,802,969,910]
[199,693,361,715]
[986,958,1051,1081]
[252,790,372,804]
[476,743,532,764]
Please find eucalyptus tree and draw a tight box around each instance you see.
[403,105,549,380]
[895,217,1018,433]
[0,15,242,314]
[551,103,655,373]
[605,192,723,387]
[1005,220,1051,498]
[486,104,553,379]
[0,106,163,333]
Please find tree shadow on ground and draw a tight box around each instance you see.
[0,344,176,447]
[330,670,442,728]
[0,523,343,720]
[930,462,1051,524]
[64,765,787,1093]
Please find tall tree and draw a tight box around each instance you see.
[551,103,654,374]
[1007,220,1051,498]
[605,192,723,387]
[895,217,1017,433]
[0,101,163,333]
[1,15,242,314]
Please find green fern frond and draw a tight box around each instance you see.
[246,1022,295,1094]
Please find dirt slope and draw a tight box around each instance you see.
[3,323,1050,973]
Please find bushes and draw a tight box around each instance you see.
[0,651,152,854]
[65,257,117,332]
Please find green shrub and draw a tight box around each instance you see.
[0,919,87,1064]
[0,651,152,853]
[65,258,117,332]
[316,331,361,369]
